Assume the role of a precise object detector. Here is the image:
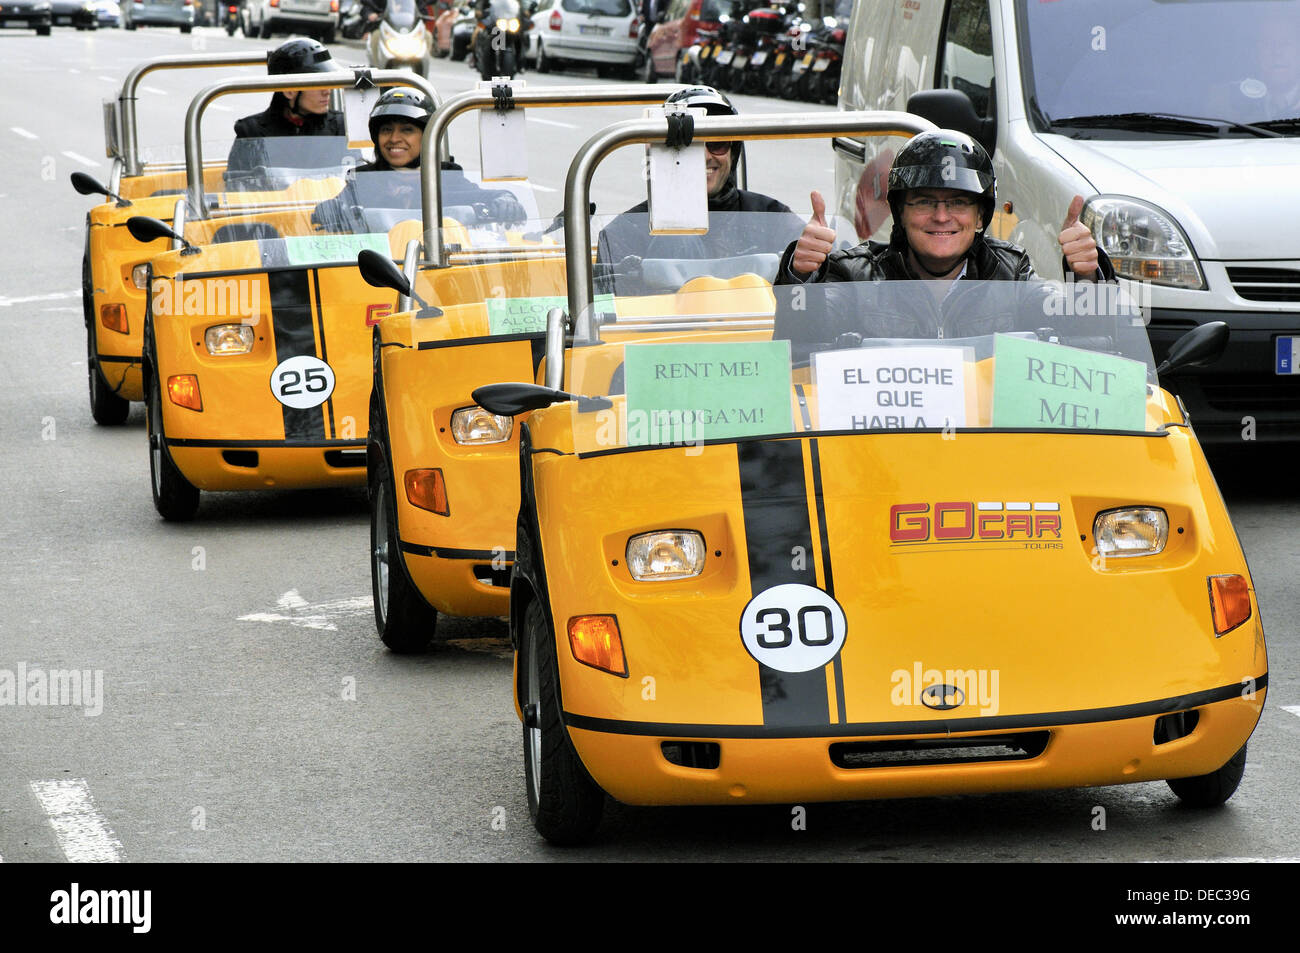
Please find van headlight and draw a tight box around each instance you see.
[204,324,255,356]
[450,406,512,444]
[1093,507,1168,558]
[626,531,706,580]
[1081,196,1206,290]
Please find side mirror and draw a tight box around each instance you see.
[472,382,611,416]
[1157,321,1229,377]
[126,215,182,245]
[71,171,131,207]
[357,248,410,296]
[906,89,995,156]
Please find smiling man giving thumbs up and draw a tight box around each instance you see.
[779,130,1112,286]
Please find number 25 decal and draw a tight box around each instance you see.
[739,583,847,673]
[270,356,336,410]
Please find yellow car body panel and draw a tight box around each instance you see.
[519,372,1265,806]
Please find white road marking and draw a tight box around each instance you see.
[210,104,233,112]
[1177,856,1300,863]
[0,291,80,307]
[1282,704,1300,717]
[527,116,577,129]
[526,183,557,193]
[62,151,102,168]
[30,778,125,864]
[10,127,38,140]
[239,589,373,631]
[99,75,116,83]
[140,85,168,95]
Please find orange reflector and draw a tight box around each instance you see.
[404,468,449,515]
[1209,574,1251,635]
[167,375,202,411]
[100,303,128,334]
[567,615,627,677]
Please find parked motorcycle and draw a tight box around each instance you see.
[223,1,239,34]
[366,0,436,75]
[805,14,846,104]
[470,0,528,80]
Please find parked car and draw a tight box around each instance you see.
[643,0,723,82]
[526,0,640,77]
[122,0,194,30]
[835,0,1300,445]
[0,0,53,33]
[242,0,336,41]
[90,0,121,24]
[50,0,98,27]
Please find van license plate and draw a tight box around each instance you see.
[1275,336,1300,374]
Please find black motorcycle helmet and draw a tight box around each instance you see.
[267,37,342,76]
[886,129,996,236]
[367,88,433,144]
[663,86,745,181]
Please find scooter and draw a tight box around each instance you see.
[470,0,527,81]
[223,2,239,34]
[367,0,435,76]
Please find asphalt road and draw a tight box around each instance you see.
[0,26,1297,872]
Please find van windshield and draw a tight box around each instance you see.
[1017,0,1300,135]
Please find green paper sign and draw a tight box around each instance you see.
[284,232,389,266]
[485,294,615,336]
[992,334,1147,431]
[623,340,794,446]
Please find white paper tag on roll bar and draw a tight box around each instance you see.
[647,105,707,235]
[478,79,527,181]
[342,83,384,150]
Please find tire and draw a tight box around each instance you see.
[641,48,657,83]
[369,459,438,653]
[122,19,133,30]
[37,23,51,34]
[258,17,271,38]
[1167,744,1248,807]
[521,599,605,845]
[536,41,551,73]
[240,11,251,35]
[225,21,237,35]
[674,51,693,84]
[146,371,200,521]
[88,328,130,426]
[320,25,335,43]
[500,47,517,77]
[180,23,192,32]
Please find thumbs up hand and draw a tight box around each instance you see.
[791,189,837,278]
[1059,194,1100,278]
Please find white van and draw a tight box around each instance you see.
[833,0,1300,444]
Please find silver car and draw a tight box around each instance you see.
[243,0,336,42]
[527,0,639,77]
[122,0,194,30]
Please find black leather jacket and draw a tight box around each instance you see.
[232,96,347,139]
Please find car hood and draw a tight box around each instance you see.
[1043,135,1300,260]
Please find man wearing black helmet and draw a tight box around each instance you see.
[232,38,347,141]
[311,87,529,231]
[595,87,803,294]
[781,129,1109,285]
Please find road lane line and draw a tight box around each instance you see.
[1283,705,1300,718]
[211,104,233,112]
[140,85,168,95]
[62,151,102,168]
[0,291,81,307]
[527,116,577,129]
[527,183,557,192]
[99,75,116,83]
[30,779,125,864]
[10,127,38,140]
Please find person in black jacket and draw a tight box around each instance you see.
[594,87,804,295]
[311,88,529,232]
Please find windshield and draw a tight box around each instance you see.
[561,0,632,14]
[386,0,418,29]
[488,0,521,16]
[222,136,363,192]
[1018,0,1300,133]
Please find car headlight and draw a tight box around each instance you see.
[450,406,512,444]
[1081,196,1206,290]
[131,264,150,289]
[1093,507,1168,558]
[204,324,255,356]
[508,16,519,31]
[626,531,706,581]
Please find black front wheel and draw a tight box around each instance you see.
[87,327,130,426]
[146,372,200,521]
[521,599,605,845]
[1167,744,1248,807]
[369,456,438,652]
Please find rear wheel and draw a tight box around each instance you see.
[535,40,551,73]
[641,48,657,83]
[258,17,271,38]
[87,327,130,426]
[1168,744,1248,807]
[320,24,335,43]
[521,599,604,845]
[146,371,200,521]
[180,23,192,32]
[369,453,437,652]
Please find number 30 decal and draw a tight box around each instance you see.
[739,583,847,673]
[270,356,336,409]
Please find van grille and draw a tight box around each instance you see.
[1227,266,1300,303]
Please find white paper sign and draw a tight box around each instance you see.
[343,84,384,147]
[478,80,527,181]
[813,346,972,430]
[647,105,707,235]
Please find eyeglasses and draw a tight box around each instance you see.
[704,141,735,157]
[904,196,979,213]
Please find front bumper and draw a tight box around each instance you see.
[167,440,367,491]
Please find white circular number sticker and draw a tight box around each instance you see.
[739,583,847,673]
[270,356,335,409]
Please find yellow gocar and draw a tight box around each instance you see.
[75,52,270,425]
[470,113,1268,845]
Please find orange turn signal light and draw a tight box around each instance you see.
[567,615,627,677]
[1208,574,1251,635]
[100,303,129,335]
[404,468,449,515]
[167,374,202,411]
